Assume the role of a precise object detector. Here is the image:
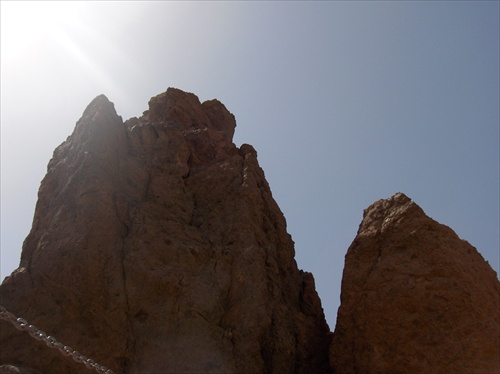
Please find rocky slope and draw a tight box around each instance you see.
[329,192,500,374]
[0,88,331,373]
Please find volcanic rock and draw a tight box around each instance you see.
[0,88,331,373]
[329,192,500,374]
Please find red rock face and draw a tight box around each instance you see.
[0,88,331,374]
[329,193,500,374]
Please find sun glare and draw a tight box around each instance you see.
[1,1,125,96]
[1,2,82,59]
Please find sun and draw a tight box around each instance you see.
[1,1,84,60]
[0,1,124,94]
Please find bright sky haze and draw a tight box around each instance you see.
[1,1,499,329]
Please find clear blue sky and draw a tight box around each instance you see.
[1,1,498,328]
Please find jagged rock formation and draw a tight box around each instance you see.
[2,89,498,374]
[0,88,331,373]
[329,192,500,374]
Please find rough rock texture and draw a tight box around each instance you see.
[0,365,40,374]
[329,192,500,374]
[0,88,331,373]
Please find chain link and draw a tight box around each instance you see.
[0,305,115,374]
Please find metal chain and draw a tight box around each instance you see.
[0,305,115,374]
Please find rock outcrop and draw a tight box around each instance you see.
[0,88,331,373]
[330,192,500,374]
[2,89,498,374]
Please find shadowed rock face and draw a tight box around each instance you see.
[0,88,331,374]
[329,192,500,374]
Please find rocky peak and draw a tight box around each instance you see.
[72,93,124,149]
[78,93,115,120]
[0,88,331,374]
[358,192,424,235]
[145,87,235,140]
[330,193,500,374]
[1,88,497,374]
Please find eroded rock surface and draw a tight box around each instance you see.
[0,88,331,374]
[330,192,500,374]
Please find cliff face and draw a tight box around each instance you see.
[0,88,331,373]
[329,192,500,374]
